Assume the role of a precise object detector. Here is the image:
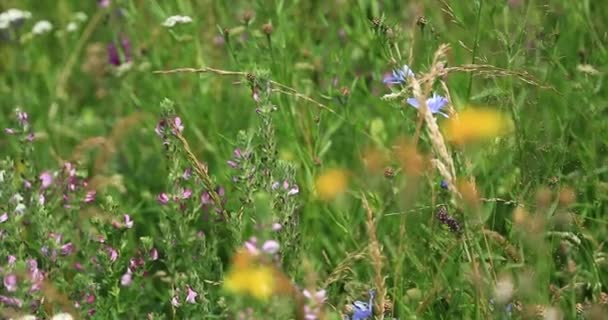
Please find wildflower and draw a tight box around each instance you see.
[162,15,193,27]
[186,286,197,304]
[0,212,7,223]
[444,107,512,144]
[40,171,53,189]
[349,290,375,320]
[271,181,280,190]
[171,295,181,307]
[60,242,74,256]
[440,180,448,190]
[0,295,23,307]
[383,64,415,85]
[172,117,184,134]
[435,206,461,234]
[407,93,449,118]
[32,20,52,35]
[223,250,276,301]
[108,37,131,66]
[0,9,32,30]
[182,168,191,180]
[107,247,118,262]
[287,184,299,196]
[157,193,169,204]
[315,169,349,201]
[120,270,132,286]
[66,22,78,32]
[51,313,74,320]
[261,240,280,254]
[3,273,17,292]
[271,222,282,231]
[303,289,327,320]
[201,192,212,205]
[150,248,158,261]
[7,255,16,265]
[244,237,259,255]
[84,190,96,203]
[227,160,238,168]
[124,214,133,228]
[98,0,110,7]
[4,128,15,134]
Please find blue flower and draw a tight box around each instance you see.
[344,290,375,320]
[383,65,415,85]
[406,93,449,118]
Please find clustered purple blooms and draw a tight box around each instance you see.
[271,180,299,196]
[171,285,199,307]
[435,206,461,234]
[155,116,184,146]
[4,109,34,142]
[1,257,46,307]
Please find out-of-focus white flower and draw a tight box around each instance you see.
[74,12,87,22]
[162,15,192,27]
[32,20,53,35]
[0,9,32,29]
[66,22,78,32]
[51,313,74,320]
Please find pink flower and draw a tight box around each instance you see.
[124,214,133,228]
[303,289,327,303]
[107,247,118,262]
[16,111,29,125]
[244,237,259,255]
[86,293,95,304]
[262,240,280,254]
[173,117,184,134]
[84,191,96,203]
[7,255,16,266]
[181,188,192,200]
[186,286,197,304]
[120,270,132,286]
[0,212,7,224]
[182,168,191,180]
[0,295,22,307]
[227,160,238,168]
[287,184,299,196]
[39,171,53,189]
[4,128,15,135]
[271,222,282,231]
[157,193,169,204]
[3,274,17,292]
[150,248,158,261]
[61,242,74,256]
[201,191,212,205]
[171,295,181,307]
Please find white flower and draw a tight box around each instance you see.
[32,20,53,35]
[74,12,87,22]
[66,22,78,32]
[0,9,32,29]
[51,313,74,320]
[162,15,192,27]
[13,315,37,320]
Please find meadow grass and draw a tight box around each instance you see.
[1,1,607,319]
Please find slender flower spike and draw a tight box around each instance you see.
[383,65,415,85]
[406,93,449,118]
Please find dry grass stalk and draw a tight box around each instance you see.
[481,228,522,262]
[322,246,368,288]
[362,195,386,319]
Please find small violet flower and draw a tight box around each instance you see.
[124,214,133,228]
[157,193,170,204]
[108,36,131,66]
[383,64,415,85]
[120,269,132,286]
[3,273,17,292]
[40,171,53,189]
[261,240,280,254]
[406,93,449,118]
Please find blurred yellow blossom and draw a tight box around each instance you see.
[315,169,349,201]
[223,250,276,301]
[444,107,512,144]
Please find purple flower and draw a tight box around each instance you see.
[186,286,197,304]
[61,242,74,256]
[107,247,118,262]
[261,240,280,254]
[84,190,96,203]
[227,160,238,168]
[108,36,131,66]
[0,212,7,223]
[98,0,110,7]
[351,290,375,320]
[25,132,35,142]
[383,64,414,85]
[124,214,133,228]
[120,270,132,286]
[172,117,184,134]
[244,238,259,255]
[40,171,53,189]
[287,184,299,196]
[180,188,192,200]
[157,193,169,204]
[150,248,158,261]
[4,128,15,135]
[233,148,242,159]
[3,274,17,292]
[171,295,181,307]
[0,295,22,308]
[7,255,16,266]
[406,93,449,118]
[182,168,191,180]
[440,180,448,189]
[200,191,211,205]
[16,110,28,125]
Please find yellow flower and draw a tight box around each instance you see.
[444,108,512,144]
[223,251,276,301]
[315,169,349,201]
